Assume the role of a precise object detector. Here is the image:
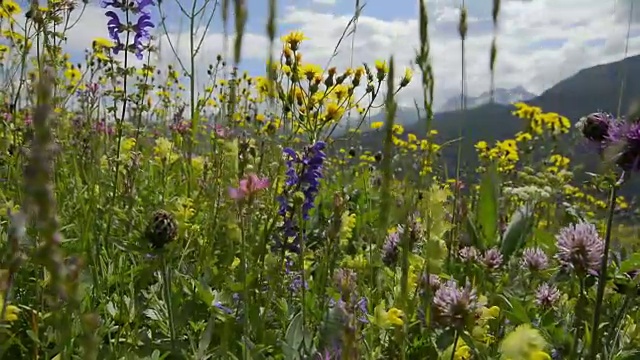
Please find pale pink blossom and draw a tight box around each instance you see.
[228,173,270,200]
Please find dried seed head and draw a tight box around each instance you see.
[145,210,178,249]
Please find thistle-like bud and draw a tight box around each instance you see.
[145,210,178,249]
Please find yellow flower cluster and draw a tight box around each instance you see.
[512,102,571,136]
[475,139,519,172]
[0,0,21,19]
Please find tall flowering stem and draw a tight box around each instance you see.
[276,141,327,253]
[576,112,634,359]
[101,0,155,60]
[100,0,155,267]
[277,141,326,327]
[589,177,621,359]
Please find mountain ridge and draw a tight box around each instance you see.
[440,86,537,112]
[343,54,640,197]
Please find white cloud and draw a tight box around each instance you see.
[36,0,640,111]
[268,0,640,109]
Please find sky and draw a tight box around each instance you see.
[16,0,640,109]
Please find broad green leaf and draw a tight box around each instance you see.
[499,294,530,324]
[620,253,640,273]
[500,203,535,261]
[476,164,499,247]
[196,314,216,360]
[285,312,304,358]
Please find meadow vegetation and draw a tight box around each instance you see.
[1,0,640,359]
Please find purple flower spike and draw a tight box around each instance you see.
[101,0,155,60]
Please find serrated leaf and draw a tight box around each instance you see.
[500,203,535,261]
[476,165,499,247]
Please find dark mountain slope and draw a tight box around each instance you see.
[348,54,640,196]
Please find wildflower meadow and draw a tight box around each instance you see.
[1,0,640,359]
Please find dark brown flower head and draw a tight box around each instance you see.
[576,112,616,143]
[145,209,178,249]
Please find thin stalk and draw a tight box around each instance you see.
[450,331,460,360]
[588,181,619,359]
[162,254,177,352]
[571,278,586,359]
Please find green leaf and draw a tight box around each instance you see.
[532,228,556,251]
[499,294,530,324]
[561,202,585,225]
[196,314,216,360]
[466,216,481,250]
[620,253,640,273]
[500,203,535,261]
[476,165,499,247]
[284,312,304,358]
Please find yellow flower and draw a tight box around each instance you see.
[371,121,384,130]
[299,63,323,81]
[117,137,136,162]
[281,31,307,51]
[475,140,488,151]
[454,345,473,360]
[0,0,21,18]
[374,60,388,75]
[191,156,205,174]
[499,323,548,360]
[392,124,404,135]
[472,325,495,345]
[479,305,501,322]
[154,137,179,163]
[441,339,473,360]
[373,305,404,328]
[515,131,532,142]
[338,211,356,245]
[548,154,569,168]
[325,103,345,121]
[64,65,82,86]
[529,351,551,360]
[386,307,404,325]
[93,37,115,48]
[0,294,19,322]
[400,67,413,87]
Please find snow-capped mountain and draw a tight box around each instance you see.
[440,86,537,112]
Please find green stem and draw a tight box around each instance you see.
[589,181,619,359]
[162,254,177,353]
[450,331,460,360]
